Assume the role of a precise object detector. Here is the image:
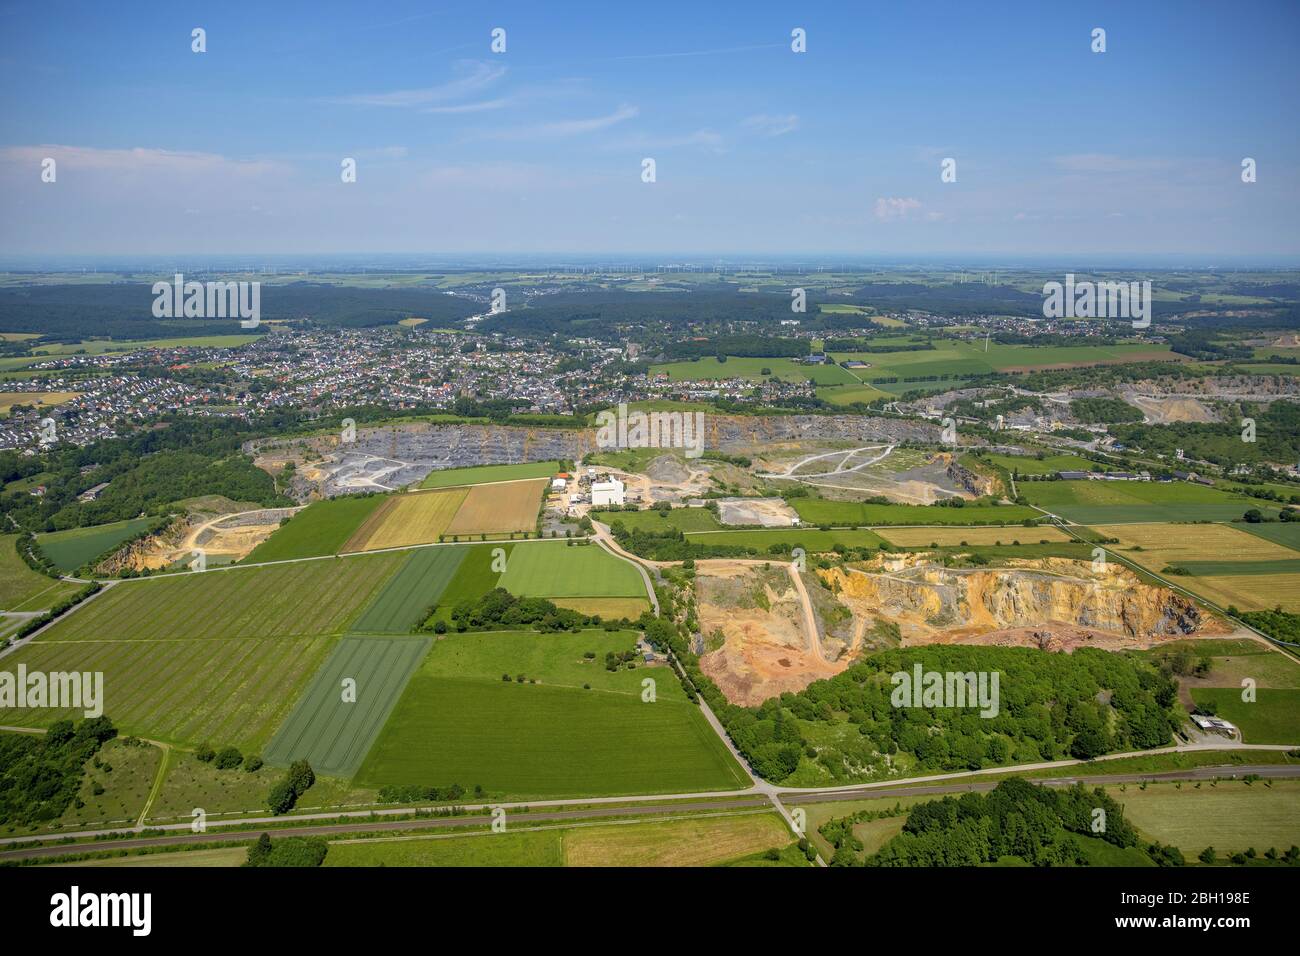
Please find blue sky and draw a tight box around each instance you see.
[1,0,1297,261]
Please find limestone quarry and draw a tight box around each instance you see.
[696,562,850,707]
[696,550,1223,707]
[243,414,950,502]
[818,554,1215,650]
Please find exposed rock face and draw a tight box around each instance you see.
[942,453,999,497]
[706,414,943,451]
[246,414,949,500]
[819,557,1202,644]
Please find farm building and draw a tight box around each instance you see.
[1190,714,1238,738]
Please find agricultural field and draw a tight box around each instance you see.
[1110,780,1300,854]
[36,517,156,572]
[355,629,748,799]
[0,553,403,749]
[325,830,565,867]
[499,541,646,599]
[52,848,248,868]
[418,460,563,489]
[1095,522,1300,611]
[562,812,793,867]
[815,383,891,406]
[0,390,79,415]
[243,496,383,562]
[349,546,467,633]
[1237,522,1300,552]
[426,543,511,624]
[38,554,402,642]
[685,528,887,551]
[0,533,82,610]
[790,498,1040,526]
[1153,638,1300,690]
[343,488,468,552]
[30,334,262,356]
[549,597,651,619]
[876,525,1072,547]
[651,356,860,386]
[1022,480,1274,524]
[1189,688,1300,744]
[444,479,547,537]
[264,635,432,777]
[980,452,1112,477]
[2,632,336,751]
[322,812,795,867]
[593,507,722,533]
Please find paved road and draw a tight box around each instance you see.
[590,520,660,616]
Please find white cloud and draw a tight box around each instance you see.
[0,144,283,177]
[482,104,639,140]
[602,128,724,152]
[422,98,511,115]
[741,114,799,137]
[333,61,506,108]
[873,197,923,221]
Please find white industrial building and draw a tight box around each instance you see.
[591,478,625,507]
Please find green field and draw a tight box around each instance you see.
[593,507,722,532]
[1189,688,1300,745]
[263,635,432,777]
[839,341,1181,384]
[350,546,466,633]
[980,452,1112,477]
[356,630,748,799]
[32,334,263,356]
[684,528,887,551]
[418,460,562,489]
[1111,780,1300,854]
[36,518,156,572]
[1237,522,1300,553]
[815,383,891,406]
[322,811,794,867]
[325,830,564,867]
[243,496,384,563]
[651,356,859,386]
[427,543,511,622]
[499,541,646,598]
[37,555,402,642]
[790,498,1040,527]
[0,553,403,749]
[1022,480,1273,524]
[1176,559,1300,576]
[0,534,82,610]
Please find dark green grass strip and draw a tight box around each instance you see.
[1174,559,1300,577]
[263,635,432,777]
[350,546,468,633]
